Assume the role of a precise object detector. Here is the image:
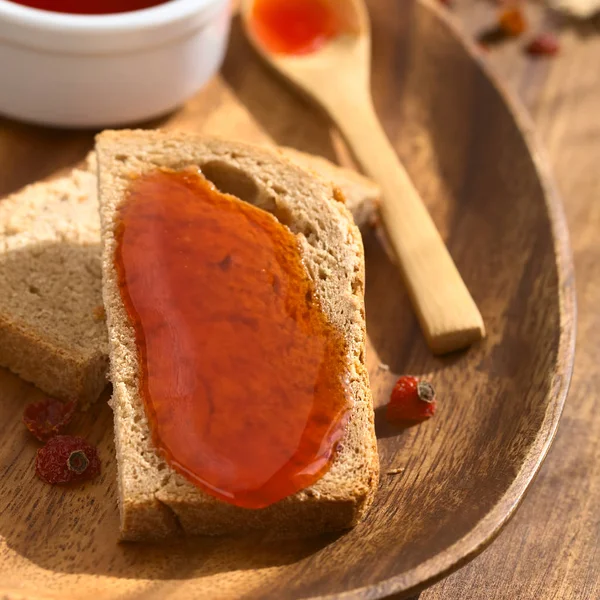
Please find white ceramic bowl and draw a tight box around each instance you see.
[0,0,231,128]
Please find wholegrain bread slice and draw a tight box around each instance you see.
[0,169,108,405]
[96,130,379,541]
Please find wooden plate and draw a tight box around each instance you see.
[0,0,575,598]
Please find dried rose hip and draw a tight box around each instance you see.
[23,398,76,442]
[526,33,560,57]
[386,376,437,423]
[498,6,527,37]
[35,436,101,485]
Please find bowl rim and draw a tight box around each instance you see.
[0,0,223,33]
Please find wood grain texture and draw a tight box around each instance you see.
[420,2,600,599]
[241,0,485,355]
[0,0,575,598]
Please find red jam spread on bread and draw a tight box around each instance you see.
[114,169,351,509]
[251,0,340,55]
[7,0,166,15]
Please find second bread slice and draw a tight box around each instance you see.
[0,169,108,405]
[96,130,379,541]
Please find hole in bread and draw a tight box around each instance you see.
[200,161,261,207]
[273,203,294,227]
[199,162,321,249]
[28,284,40,295]
[304,223,317,238]
[115,154,128,163]
[318,267,328,280]
[199,161,313,228]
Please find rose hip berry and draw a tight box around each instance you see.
[526,33,560,57]
[386,376,437,423]
[23,398,76,442]
[35,436,101,485]
[498,6,527,37]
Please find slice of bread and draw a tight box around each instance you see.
[0,169,109,406]
[96,130,379,541]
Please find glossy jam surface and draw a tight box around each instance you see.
[7,0,167,15]
[114,169,351,508]
[251,0,340,55]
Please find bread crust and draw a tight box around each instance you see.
[96,130,379,541]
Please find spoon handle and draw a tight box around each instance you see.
[328,97,485,354]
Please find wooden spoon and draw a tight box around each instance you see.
[240,0,485,354]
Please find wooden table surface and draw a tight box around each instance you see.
[415,3,600,599]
